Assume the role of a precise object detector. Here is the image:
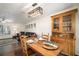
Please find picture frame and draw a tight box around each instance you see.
[34,23,36,28]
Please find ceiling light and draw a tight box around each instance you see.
[28,7,43,17]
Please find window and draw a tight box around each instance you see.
[0,25,10,35]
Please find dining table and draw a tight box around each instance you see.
[28,37,64,56]
[27,39,64,56]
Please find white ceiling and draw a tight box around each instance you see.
[0,3,77,24]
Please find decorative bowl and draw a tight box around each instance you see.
[42,41,59,50]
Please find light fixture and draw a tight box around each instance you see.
[22,3,43,18]
[28,6,43,17]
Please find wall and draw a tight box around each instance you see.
[25,16,51,36]
[75,4,79,55]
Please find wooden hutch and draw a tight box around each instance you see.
[51,9,77,56]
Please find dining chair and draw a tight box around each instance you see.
[20,35,28,56]
[20,35,38,56]
[42,33,49,41]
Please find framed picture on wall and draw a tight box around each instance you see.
[0,25,3,35]
[31,24,33,28]
[34,23,36,28]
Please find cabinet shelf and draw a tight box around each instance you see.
[63,25,71,27]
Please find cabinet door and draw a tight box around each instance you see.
[62,15,72,33]
[62,34,75,56]
[52,16,61,32]
[69,39,75,55]
[62,37,69,55]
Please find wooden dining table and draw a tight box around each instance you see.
[28,40,64,56]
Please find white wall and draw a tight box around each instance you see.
[75,4,79,55]
[26,16,51,36]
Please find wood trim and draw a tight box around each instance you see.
[51,9,78,17]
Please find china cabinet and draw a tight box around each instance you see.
[51,9,77,55]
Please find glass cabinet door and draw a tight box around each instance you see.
[53,17,60,32]
[62,15,72,33]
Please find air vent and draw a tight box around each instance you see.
[32,3,37,7]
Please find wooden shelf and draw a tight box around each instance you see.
[63,25,71,27]
[52,31,74,34]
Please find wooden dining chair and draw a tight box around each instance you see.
[20,35,37,56]
[20,35,28,56]
[42,33,49,41]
